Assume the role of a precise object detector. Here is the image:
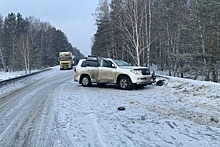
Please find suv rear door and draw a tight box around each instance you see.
[82,60,99,81]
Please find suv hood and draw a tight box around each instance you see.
[119,66,149,70]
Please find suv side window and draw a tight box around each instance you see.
[100,60,112,68]
[81,61,86,67]
[81,60,98,67]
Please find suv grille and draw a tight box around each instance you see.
[61,63,69,68]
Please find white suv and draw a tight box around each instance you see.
[74,56,156,90]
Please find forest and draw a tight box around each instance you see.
[92,0,220,82]
[0,13,84,74]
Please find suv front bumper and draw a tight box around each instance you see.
[132,72,156,85]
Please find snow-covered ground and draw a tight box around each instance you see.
[0,66,220,147]
[0,70,27,80]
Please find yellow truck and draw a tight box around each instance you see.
[58,52,73,70]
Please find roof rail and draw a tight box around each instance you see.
[88,55,97,57]
[86,55,98,60]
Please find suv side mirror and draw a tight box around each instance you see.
[112,64,116,68]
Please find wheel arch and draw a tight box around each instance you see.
[116,74,132,84]
[79,74,90,84]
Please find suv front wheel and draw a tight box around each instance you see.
[119,76,132,90]
[81,75,91,87]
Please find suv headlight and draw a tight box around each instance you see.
[131,69,142,75]
[151,71,156,80]
[152,71,156,76]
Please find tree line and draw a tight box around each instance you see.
[0,13,84,74]
[91,0,220,82]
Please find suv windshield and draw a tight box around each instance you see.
[59,57,72,61]
[113,60,131,66]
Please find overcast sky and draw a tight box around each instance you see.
[0,0,100,56]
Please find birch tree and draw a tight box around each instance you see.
[113,0,152,66]
[27,16,41,70]
[0,15,6,71]
[145,0,151,67]
[109,0,127,60]
[17,34,30,74]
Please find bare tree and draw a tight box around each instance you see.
[0,15,6,71]
[145,0,152,67]
[112,0,152,66]
[17,34,30,74]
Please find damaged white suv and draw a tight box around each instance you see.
[74,56,156,90]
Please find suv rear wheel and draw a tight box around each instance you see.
[119,76,132,90]
[81,75,91,87]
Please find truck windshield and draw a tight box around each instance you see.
[59,57,72,61]
[113,60,131,66]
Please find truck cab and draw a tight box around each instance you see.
[58,52,73,70]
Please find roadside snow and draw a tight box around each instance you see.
[0,68,52,81]
[0,68,54,95]
[0,71,26,80]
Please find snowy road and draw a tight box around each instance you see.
[0,68,72,147]
[0,66,220,147]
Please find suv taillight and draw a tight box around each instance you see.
[74,68,76,72]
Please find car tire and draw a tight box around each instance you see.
[81,75,91,87]
[119,76,132,90]
[118,106,125,111]
[156,80,164,86]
